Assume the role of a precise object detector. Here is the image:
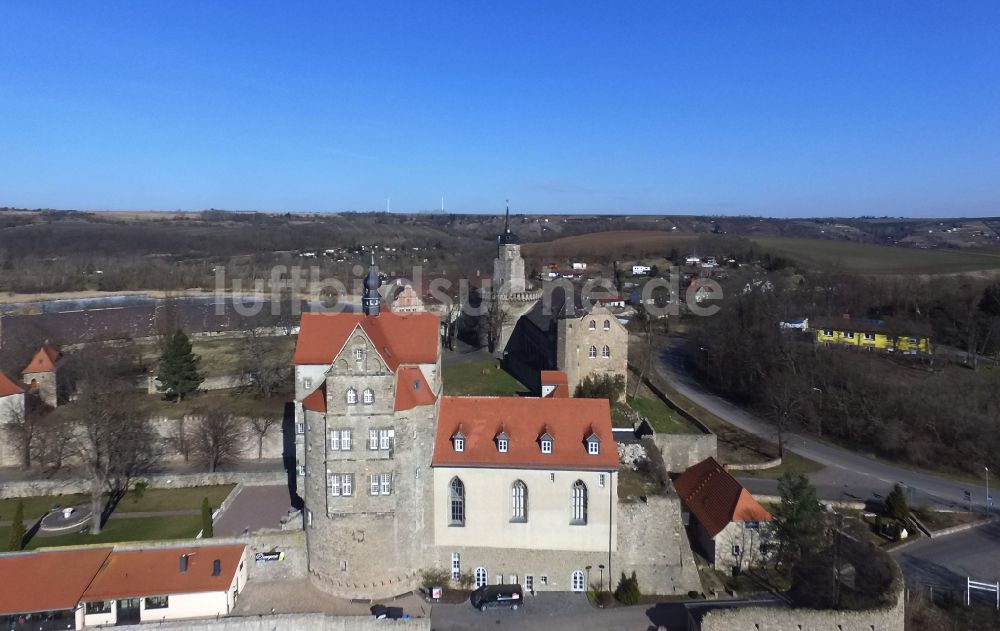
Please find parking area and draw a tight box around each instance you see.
[233,579,428,618]
[213,484,293,536]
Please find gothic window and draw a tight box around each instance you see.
[588,345,597,359]
[571,480,588,524]
[603,319,611,331]
[588,320,596,330]
[571,570,585,592]
[474,567,488,588]
[450,477,465,526]
[602,345,610,359]
[511,480,527,522]
[346,388,358,405]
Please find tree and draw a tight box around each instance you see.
[4,398,40,469]
[157,330,203,401]
[248,416,279,459]
[6,501,25,551]
[483,298,510,354]
[201,497,214,538]
[614,571,641,605]
[773,472,827,568]
[191,408,246,472]
[236,328,288,399]
[575,374,626,402]
[885,484,910,522]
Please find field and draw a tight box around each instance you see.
[0,485,235,523]
[136,334,297,378]
[752,237,1000,275]
[521,230,696,260]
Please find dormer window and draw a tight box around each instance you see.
[586,431,600,455]
[452,431,465,452]
[539,431,554,454]
[498,439,508,453]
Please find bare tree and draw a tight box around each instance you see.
[483,298,510,354]
[191,408,246,472]
[247,415,279,459]
[236,327,289,399]
[631,309,656,397]
[3,398,40,469]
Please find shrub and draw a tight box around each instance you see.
[886,484,910,522]
[596,590,614,608]
[575,374,626,401]
[201,497,214,538]
[132,480,149,503]
[420,567,451,592]
[614,571,641,605]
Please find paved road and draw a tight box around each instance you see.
[892,520,1000,597]
[656,340,988,511]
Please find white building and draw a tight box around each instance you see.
[632,265,651,276]
[0,371,27,467]
[0,544,248,630]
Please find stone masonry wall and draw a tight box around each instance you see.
[653,433,717,473]
[557,305,628,400]
[615,495,702,595]
[112,613,428,631]
[698,589,904,631]
[0,469,286,499]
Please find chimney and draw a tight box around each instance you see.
[212,559,221,576]
[180,554,189,573]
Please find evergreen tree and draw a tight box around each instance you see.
[885,484,910,522]
[7,501,26,551]
[773,472,826,567]
[157,330,203,401]
[614,571,641,605]
[201,497,214,538]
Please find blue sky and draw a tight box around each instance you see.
[1,2,998,217]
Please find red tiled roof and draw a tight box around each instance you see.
[433,396,619,470]
[22,345,62,374]
[673,457,772,538]
[394,366,437,412]
[541,370,568,385]
[302,384,326,413]
[0,370,26,397]
[0,548,112,615]
[293,312,439,370]
[82,545,246,601]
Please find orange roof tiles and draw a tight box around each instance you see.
[0,548,112,614]
[433,396,619,470]
[302,384,327,413]
[22,345,62,374]
[394,366,437,412]
[0,370,25,397]
[541,370,568,385]
[673,457,772,538]
[293,312,439,370]
[82,545,246,601]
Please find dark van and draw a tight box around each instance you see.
[470,584,524,612]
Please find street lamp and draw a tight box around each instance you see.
[987,467,991,515]
[585,565,592,591]
[598,564,605,592]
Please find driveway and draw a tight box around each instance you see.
[213,484,293,536]
[892,519,1000,597]
[656,339,988,511]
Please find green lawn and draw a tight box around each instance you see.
[0,485,235,524]
[626,395,697,434]
[751,237,1000,275]
[442,359,528,396]
[736,450,825,479]
[26,515,203,549]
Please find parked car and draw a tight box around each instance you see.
[470,584,524,612]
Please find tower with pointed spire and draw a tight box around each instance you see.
[493,201,526,295]
[362,250,382,316]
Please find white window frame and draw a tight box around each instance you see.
[368,429,378,451]
[330,430,340,451]
[602,345,610,359]
[296,465,305,476]
[380,472,392,495]
[379,428,391,451]
[497,438,508,453]
[451,553,461,581]
[541,439,552,454]
[588,319,596,330]
[511,480,527,522]
[571,570,585,592]
[599,473,606,487]
[474,567,488,588]
[588,345,597,359]
[355,348,365,361]
[303,377,312,390]
[346,388,358,405]
[330,473,341,497]
[588,441,599,455]
[342,474,353,496]
[454,437,464,452]
[341,430,352,450]
[295,422,305,435]
[603,319,610,331]
[370,474,380,495]
[571,480,587,524]
[363,388,375,405]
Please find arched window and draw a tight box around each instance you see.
[474,567,488,588]
[346,388,357,405]
[588,320,596,330]
[603,319,611,331]
[571,480,588,524]
[571,570,585,592]
[511,480,527,522]
[588,345,597,359]
[363,388,374,404]
[450,477,465,526]
[602,345,611,359]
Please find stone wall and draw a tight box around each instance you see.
[615,494,702,595]
[697,589,905,631]
[151,415,286,461]
[557,304,628,400]
[653,433,717,473]
[112,613,428,631]
[0,469,286,499]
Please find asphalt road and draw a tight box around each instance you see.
[656,339,990,511]
[892,520,1000,597]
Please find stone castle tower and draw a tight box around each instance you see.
[492,202,526,295]
[293,255,442,598]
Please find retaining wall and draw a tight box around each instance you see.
[652,433,718,473]
[111,613,426,631]
[697,588,904,631]
[0,469,286,499]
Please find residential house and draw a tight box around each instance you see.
[22,345,65,407]
[674,457,773,573]
[812,317,932,355]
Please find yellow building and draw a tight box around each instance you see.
[812,317,932,355]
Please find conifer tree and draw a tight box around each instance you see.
[201,497,214,538]
[7,501,26,551]
[157,330,203,401]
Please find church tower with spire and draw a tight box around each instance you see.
[362,250,382,316]
[493,201,526,295]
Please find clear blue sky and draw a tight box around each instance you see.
[1,2,998,217]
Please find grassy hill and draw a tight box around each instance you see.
[752,237,1000,274]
